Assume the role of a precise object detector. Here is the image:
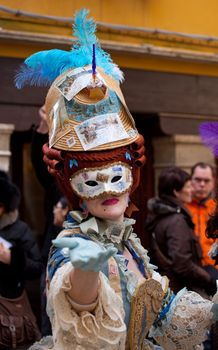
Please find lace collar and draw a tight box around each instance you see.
[64,210,135,250]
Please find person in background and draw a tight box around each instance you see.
[31,107,65,336]
[186,162,217,268]
[187,163,218,350]
[0,170,43,297]
[40,196,69,336]
[0,170,43,349]
[145,166,217,296]
[31,105,62,263]
[42,195,69,253]
[53,197,69,228]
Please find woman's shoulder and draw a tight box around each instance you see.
[153,209,191,235]
[156,209,183,225]
[13,219,37,240]
[165,209,191,226]
[1,218,30,237]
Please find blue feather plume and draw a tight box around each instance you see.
[15,64,51,89]
[15,9,124,89]
[15,49,73,89]
[73,8,96,56]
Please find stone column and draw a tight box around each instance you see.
[152,134,215,193]
[0,123,15,172]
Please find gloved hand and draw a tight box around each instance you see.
[52,237,117,272]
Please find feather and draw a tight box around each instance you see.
[95,46,124,82]
[72,9,124,81]
[15,8,124,88]
[73,8,96,56]
[199,122,218,156]
[15,64,51,89]
[15,49,73,88]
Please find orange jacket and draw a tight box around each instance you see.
[186,198,217,267]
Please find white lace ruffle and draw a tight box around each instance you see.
[149,289,214,350]
[46,263,126,350]
[28,336,54,350]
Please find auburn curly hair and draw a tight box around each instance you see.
[43,135,146,211]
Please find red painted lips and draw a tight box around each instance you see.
[102,198,119,206]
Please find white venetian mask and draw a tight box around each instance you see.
[70,162,133,200]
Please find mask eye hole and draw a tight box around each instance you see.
[85,180,98,187]
[111,175,122,183]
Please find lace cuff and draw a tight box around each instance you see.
[149,289,214,350]
[66,294,99,312]
[47,263,127,349]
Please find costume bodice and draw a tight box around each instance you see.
[47,212,170,348]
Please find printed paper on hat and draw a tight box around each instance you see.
[49,99,70,147]
[97,67,136,128]
[55,66,106,101]
[75,113,129,150]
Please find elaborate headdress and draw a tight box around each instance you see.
[15,9,145,210]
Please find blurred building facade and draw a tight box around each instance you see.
[0,0,218,245]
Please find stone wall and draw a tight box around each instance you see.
[0,123,14,172]
[152,134,215,193]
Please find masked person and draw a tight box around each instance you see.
[40,196,69,336]
[15,9,218,350]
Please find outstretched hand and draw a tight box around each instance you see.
[52,237,117,272]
